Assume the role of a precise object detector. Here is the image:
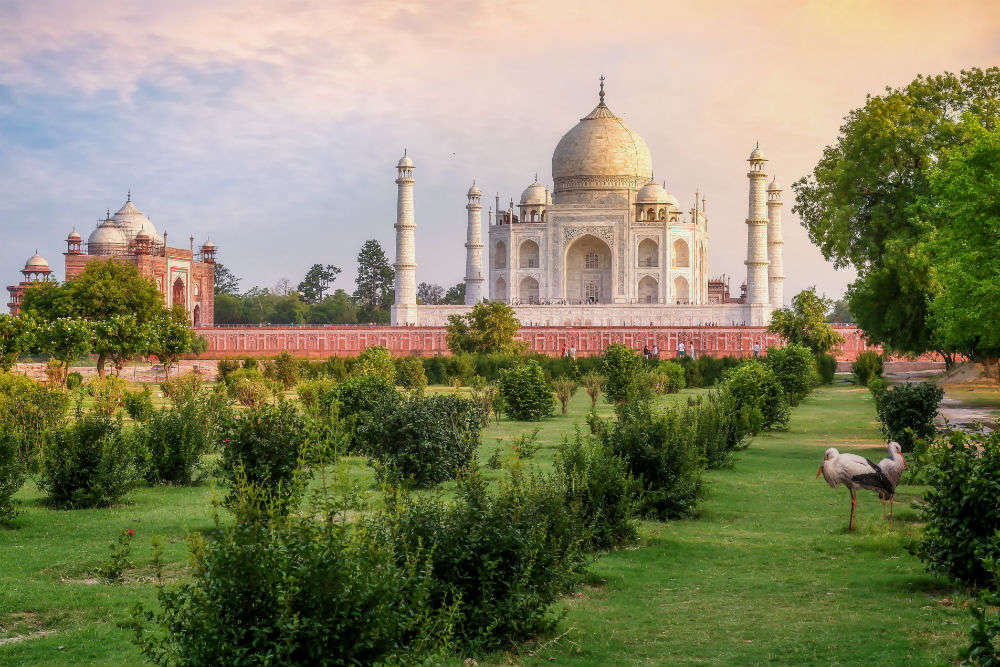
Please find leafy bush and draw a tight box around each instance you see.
[38,414,139,508]
[0,427,25,523]
[0,372,68,462]
[215,359,240,382]
[867,376,889,407]
[676,355,744,388]
[366,394,482,488]
[66,371,83,390]
[394,356,428,395]
[227,371,272,409]
[469,377,498,426]
[134,496,453,666]
[382,470,584,650]
[89,375,129,416]
[220,401,310,512]
[721,361,790,433]
[552,376,578,414]
[124,386,155,422]
[765,344,820,406]
[497,361,554,421]
[335,374,403,452]
[876,381,943,452]
[960,565,1000,666]
[815,353,838,384]
[653,360,686,394]
[554,433,638,549]
[266,351,300,389]
[602,344,651,404]
[354,346,396,384]
[598,402,704,520]
[138,392,229,485]
[910,430,1000,588]
[509,428,541,459]
[296,377,339,417]
[689,388,753,469]
[160,372,204,405]
[852,350,884,386]
[581,371,603,408]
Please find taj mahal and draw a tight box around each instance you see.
[391,78,785,328]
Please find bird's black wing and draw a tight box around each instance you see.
[852,457,895,499]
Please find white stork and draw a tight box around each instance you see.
[816,447,895,531]
[876,441,907,525]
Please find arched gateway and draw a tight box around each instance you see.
[565,234,612,304]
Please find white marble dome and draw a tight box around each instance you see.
[113,198,161,242]
[88,221,127,251]
[552,99,652,200]
[637,180,669,204]
[23,252,49,272]
[767,176,782,191]
[520,179,547,206]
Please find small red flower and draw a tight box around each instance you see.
[127,529,135,536]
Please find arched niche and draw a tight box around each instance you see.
[519,276,539,304]
[674,275,689,304]
[519,239,539,268]
[673,238,690,267]
[495,276,507,301]
[638,276,658,304]
[564,234,612,304]
[495,240,507,269]
[637,239,658,267]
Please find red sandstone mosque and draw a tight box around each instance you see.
[7,193,216,325]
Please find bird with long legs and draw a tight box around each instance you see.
[876,442,907,525]
[816,448,895,531]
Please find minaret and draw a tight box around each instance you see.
[744,143,770,315]
[464,181,484,304]
[767,177,784,308]
[391,150,418,326]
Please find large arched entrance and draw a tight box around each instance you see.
[565,234,612,304]
[519,276,539,304]
[172,277,186,310]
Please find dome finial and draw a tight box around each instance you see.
[534,171,538,182]
[599,75,605,104]
[127,187,131,202]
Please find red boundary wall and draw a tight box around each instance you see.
[194,324,927,363]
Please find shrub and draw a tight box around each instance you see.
[124,386,155,422]
[335,374,403,452]
[0,427,25,523]
[554,433,638,549]
[367,394,482,488]
[867,376,889,407]
[89,375,130,416]
[599,403,704,520]
[509,428,541,459]
[296,377,339,417]
[0,372,69,462]
[241,356,258,371]
[66,371,83,390]
[765,344,820,406]
[553,377,578,414]
[220,401,310,512]
[134,497,452,666]
[229,372,272,409]
[215,359,240,382]
[852,350,884,386]
[581,371,604,408]
[959,565,1000,666]
[689,388,753,469]
[354,346,396,384]
[382,470,584,650]
[469,377,498,426]
[721,361,790,433]
[269,351,300,389]
[602,344,651,404]
[138,392,228,485]
[815,353,838,384]
[394,356,428,395]
[653,360,686,394]
[38,414,138,508]
[161,373,204,405]
[497,361,554,421]
[910,430,1000,588]
[876,381,943,452]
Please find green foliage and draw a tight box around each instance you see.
[445,301,523,354]
[497,361,554,421]
[94,314,152,376]
[721,361,790,433]
[353,239,395,317]
[581,371,603,408]
[124,386,155,422]
[911,430,1000,588]
[383,470,584,650]
[675,355,745,388]
[509,428,541,459]
[264,351,299,389]
[0,314,34,371]
[88,375,129,417]
[767,288,845,355]
[65,371,83,390]
[334,373,403,452]
[139,392,229,485]
[653,360,686,394]
[393,356,427,395]
[96,529,135,584]
[602,344,651,404]
[0,427,25,523]
[367,394,483,488]
[852,350,884,386]
[867,377,889,406]
[36,317,94,387]
[213,261,241,295]
[554,433,638,549]
[134,498,452,666]
[220,401,310,512]
[765,344,820,406]
[793,67,1000,356]
[552,376,578,413]
[815,353,838,384]
[149,311,200,377]
[215,359,239,382]
[353,345,396,384]
[38,413,138,508]
[875,381,944,452]
[690,388,754,469]
[597,402,704,520]
[0,372,69,461]
[225,370,272,408]
[297,263,342,304]
[826,298,855,324]
[960,570,1000,667]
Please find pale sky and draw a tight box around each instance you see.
[2,0,999,304]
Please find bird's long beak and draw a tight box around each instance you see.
[901,455,909,470]
[816,465,823,478]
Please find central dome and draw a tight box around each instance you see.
[551,92,652,205]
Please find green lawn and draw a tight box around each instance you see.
[0,383,969,666]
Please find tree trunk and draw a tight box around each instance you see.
[96,352,107,378]
[940,351,955,370]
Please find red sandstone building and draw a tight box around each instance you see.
[7,194,216,325]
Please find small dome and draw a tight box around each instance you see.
[202,239,215,249]
[767,176,782,191]
[88,221,127,250]
[637,180,669,204]
[24,252,49,272]
[520,179,547,206]
[749,144,766,161]
[397,151,414,168]
[467,182,481,197]
[67,228,82,241]
[135,230,150,240]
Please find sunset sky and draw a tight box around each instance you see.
[2,0,999,303]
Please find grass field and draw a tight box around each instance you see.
[0,382,973,666]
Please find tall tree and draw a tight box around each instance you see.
[767,288,844,355]
[443,283,466,305]
[353,240,394,312]
[297,263,342,304]
[416,282,444,305]
[792,67,1000,357]
[94,315,152,376]
[825,298,854,324]
[37,318,94,387]
[213,262,241,296]
[446,302,523,354]
[149,308,201,378]
[0,314,35,372]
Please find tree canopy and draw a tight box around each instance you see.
[767,288,844,355]
[792,67,1000,357]
[446,302,523,354]
[353,240,394,316]
[297,263,341,304]
[213,262,241,295]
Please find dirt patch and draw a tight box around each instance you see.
[938,362,994,386]
[810,440,885,450]
[0,630,56,645]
